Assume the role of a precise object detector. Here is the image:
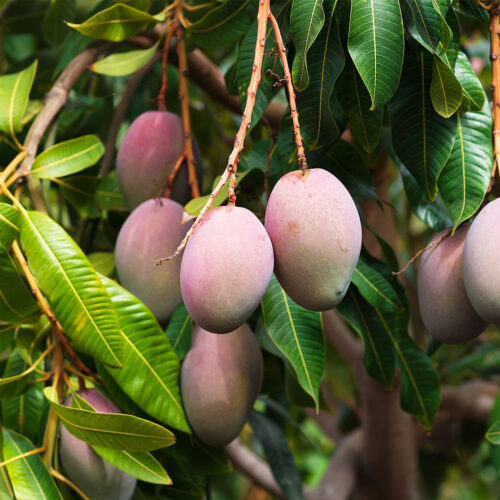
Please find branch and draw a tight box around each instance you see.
[225,439,286,500]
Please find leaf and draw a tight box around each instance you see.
[88,252,115,277]
[96,174,128,211]
[0,60,37,136]
[290,0,325,91]
[351,253,403,312]
[430,55,462,118]
[19,211,123,367]
[91,41,159,76]
[296,0,344,149]
[100,276,190,434]
[2,429,62,500]
[335,63,383,153]
[348,0,404,109]
[165,303,193,361]
[66,3,164,42]
[390,50,457,201]
[54,175,100,218]
[0,246,39,324]
[0,203,20,248]
[487,420,500,445]
[42,0,75,47]
[455,50,485,112]
[261,276,324,410]
[438,98,492,229]
[31,135,104,179]
[43,386,175,451]
[249,412,304,500]
[187,0,257,49]
[337,288,395,388]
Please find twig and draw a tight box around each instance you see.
[157,22,178,112]
[490,8,500,186]
[51,468,91,500]
[0,447,46,468]
[393,228,452,276]
[0,151,26,183]
[163,153,186,197]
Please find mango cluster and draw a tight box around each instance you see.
[418,198,500,343]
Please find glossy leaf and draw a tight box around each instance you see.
[91,41,159,76]
[101,276,190,434]
[30,135,105,179]
[430,55,462,118]
[187,0,257,49]
[44,386,175,451]
[66,3,164,42]
[249,412,304,500]
[0,246,39,324]
[261,276,324,410]
[88,252,115,277]
[335,63,383,153]
[0,203,20,248]
[19,211,123,367]
[0,60,37,136]
[348,0,404,109]
[337,288,395,388]
[165,303,193,361]
[2,428,62,499]
[390,51,457,201]
[290,0,325,90]
[438,98,492,229]
[455,51,485,112]
[296,0,344,149]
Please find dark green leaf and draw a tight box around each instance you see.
[0,203,20,248]
[430,55,462,118]
[455,50,485,112]
[165,303,193,361]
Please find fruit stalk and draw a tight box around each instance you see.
[491,7,500,181]
[157,21,178,112]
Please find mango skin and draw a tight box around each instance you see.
[264,168,362,311]
[115,198,192,323]
[59,389,136,500]
[116,111,202,209]
[463,198,500,323]
[180,206,274,333]
[181,324,263,447]
[418,225,487,343]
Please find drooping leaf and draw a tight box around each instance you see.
[0,203,20,248]
[249,412,304,500]
[0,60,37,136]
[335,63,383,153]
[390,50,457,201]
[290,0,325,90]
[91,41,159,76]
[43,386,175,451]
[438,98,492,229]
[66,3,164,42]
[2,429,62,499]
[430,55,462,118]
[0,246,39,324]
[455,50,485,112]
[165,303,193,361]
[348,0,404,109]
[296,0,344,149]
[100,276,190,434]
[187,0,257,49]
[261,276,324,410]
[19,211,123,367]
[337,288,395,388]
[30,135,105,179]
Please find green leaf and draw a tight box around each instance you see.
[66,3,164,42]
[296,0,344,149]
[348,0,404,109]
[249,412,304,500]
[54,175,100,217]
[0,203,20,248]
[43,386,175,451]
[100,276,190,434]
[487,420,500,445]
[351,253,403,312]
[91,41,159,76]
[291,0,325,91]
[455,51,485,112]
[96,174,128,211]
[42,0,75,47]
[0,60,37,136]
[0,246,39,324]
[2,429,62,500]
[430,55,462,118]
[261,276,324,410]
[337,288,395,388]
[335,63,383,153]
[88,252,115,277]
[187,0,257,49]
[438,98,492,229]
[165,303,193,361]
[31,135,105,179]
[390,50,457,201]
[19,211,123,367]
